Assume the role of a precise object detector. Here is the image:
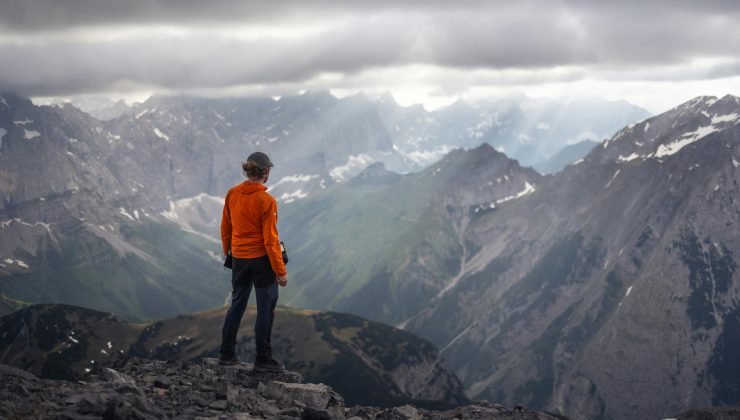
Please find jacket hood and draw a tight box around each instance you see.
[236,182,268,194]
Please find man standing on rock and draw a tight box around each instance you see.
[219,152,288,372]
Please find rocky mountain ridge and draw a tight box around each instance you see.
[2,356,735,419]
[0,356,573,420]
[0,304,467,408]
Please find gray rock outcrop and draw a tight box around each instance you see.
[0,357,568,419]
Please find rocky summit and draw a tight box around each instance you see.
[0,357,569,420]
[0,304,468,409]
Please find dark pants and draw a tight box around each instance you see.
[220,255,279,361]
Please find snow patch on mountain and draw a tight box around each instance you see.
[605,169,621,188]
[711,113,739,124]
[611,107,738,163]
[0,128,6,151]
[153,128,170,142]
[330,154,375,182]
[395,144,454,168]
[161,194,221,221]
[618,153,641,162]
[1,258,29,269]
[271,174,319,190]
[654,124,720,158]
[119,208,138,221]
[280,189,308,204]
[14,119,33,126]
[161,193,223,243]
[0,218,53,234]
[495,182,536,205]
[24,129,41,140]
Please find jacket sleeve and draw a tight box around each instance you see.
[262,197,287,277]
[220,191,232,256]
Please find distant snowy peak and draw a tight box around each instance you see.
[595,94,740,164]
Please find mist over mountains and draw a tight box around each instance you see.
[2,88,739,418]
[0,90,643,319]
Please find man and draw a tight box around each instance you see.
[219,151,288,372]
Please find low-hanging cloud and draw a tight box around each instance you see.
[0,0,739,98]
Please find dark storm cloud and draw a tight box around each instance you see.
[0,22,416,96]
[1,0,739,96]
[2,0,739,31]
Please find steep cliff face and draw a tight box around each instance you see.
[0,304,467,407]
[403,95,740,419]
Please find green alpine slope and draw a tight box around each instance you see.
[279,144,542,324]
[0,219,227,322]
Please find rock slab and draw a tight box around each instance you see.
[262,380,345,418]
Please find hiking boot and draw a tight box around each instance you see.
[219,356,242,366]
[253,358,284,373]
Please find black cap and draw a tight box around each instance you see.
[247,152,273,170]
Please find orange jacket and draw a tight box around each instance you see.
[220,181,287,277]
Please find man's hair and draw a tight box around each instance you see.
[242,160,269,179]
[242,152,273,179]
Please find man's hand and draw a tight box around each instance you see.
[277,274,288,287]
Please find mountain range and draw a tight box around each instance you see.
[0,90,645,322]
[1,88,733,419]
[376,93,648,169]
[280,94,740,419]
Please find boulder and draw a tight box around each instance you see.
[99,368,136,385]
[0,364,38,381]
[201,358,303,388]
[261,381,344,419]
[377,405,421,420]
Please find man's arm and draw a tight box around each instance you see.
[262,197,287,278]
[220,191,232,256]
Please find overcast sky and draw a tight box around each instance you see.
[1,0,739,112]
